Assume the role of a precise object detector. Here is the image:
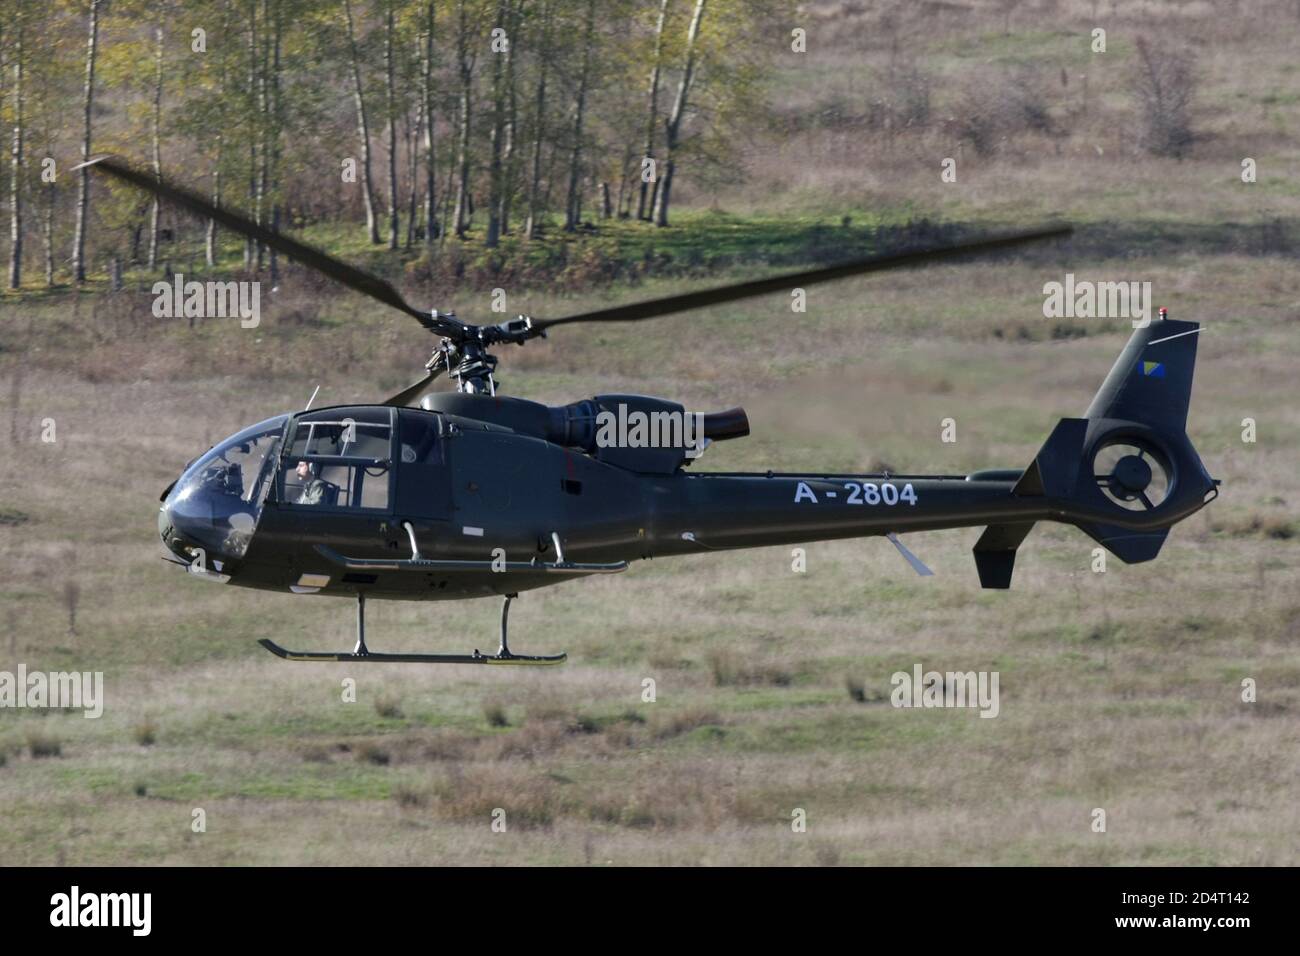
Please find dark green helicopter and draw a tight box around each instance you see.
[81,157,1218,666]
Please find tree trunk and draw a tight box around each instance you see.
[384,0,399,250]
[654,158,676,226]
[244,6,258,268]
[8,17,24,290]
[452,0,476,239]
[654,0,706,228]
[637,0,670,222]
[523,0,552,240]
[43,180,54,287]
[207,8,231,269]
[147,26,163,271]
[498,0,520,236]
[207,134,222,266]
[441,115,456,244]
[485,0,508,248]
[71,0,101,285]
[344,0,382,244]
[268,0,283,284]
[421,0,438,246]
[616,145,635,217]
[254,0,273,271]
[406,103,420,247]
[563,0,597,232]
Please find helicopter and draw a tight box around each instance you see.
[79,156,1219,666]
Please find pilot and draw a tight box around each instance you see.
[295,460,328,505]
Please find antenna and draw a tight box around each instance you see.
[304,385,320,411]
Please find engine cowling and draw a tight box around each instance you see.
[421,391,748,474]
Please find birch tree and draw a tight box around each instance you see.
[484,0,508,247]
[146,25,163,270]
[652,0,704,227]
[563,0,596,232]
[383,0,400,249]
[496,0,520,237]
[451,0,483,238]
[344,0,381,243]
[523,0,552,240]
[71,0,102,284]
[419,0,439,246]
[637,0,670,222]
[8,10,25,289]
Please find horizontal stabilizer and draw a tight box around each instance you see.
[1075,521,1169,564]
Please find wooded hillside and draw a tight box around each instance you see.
[0,0,778,290]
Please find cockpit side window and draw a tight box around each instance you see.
[399,410,441,464]
[282,407,394,512]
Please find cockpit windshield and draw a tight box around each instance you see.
[163,415,288,561]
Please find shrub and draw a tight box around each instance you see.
[132,719,157,747]
[356,742,391,765]
[1131,37,1196,158]
[483,700,509,728]
[871,63,932,131]
[392,783,429,808]
[28,733,62,758]
[955,69,1053,155]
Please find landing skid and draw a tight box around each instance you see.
[257,641,565,665]
[259,593,565,666]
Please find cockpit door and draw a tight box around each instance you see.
[272,406,397,564]
[395,409,451,520]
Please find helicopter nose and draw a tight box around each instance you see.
[158,494,189,562]
[157,469,261,577]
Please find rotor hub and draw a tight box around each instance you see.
[1111,454,1153,495]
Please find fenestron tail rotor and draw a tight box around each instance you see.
[1093,439,1173,512]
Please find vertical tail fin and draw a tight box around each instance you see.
[1084,318,1201,430]
[972,317,1216,587]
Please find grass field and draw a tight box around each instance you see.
[1,1,1298,865]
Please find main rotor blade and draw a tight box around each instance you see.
[382,368,442,407]
[74,154,456,337]
[532,225,1072,330]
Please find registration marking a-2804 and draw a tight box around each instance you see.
[793,481,918,506]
